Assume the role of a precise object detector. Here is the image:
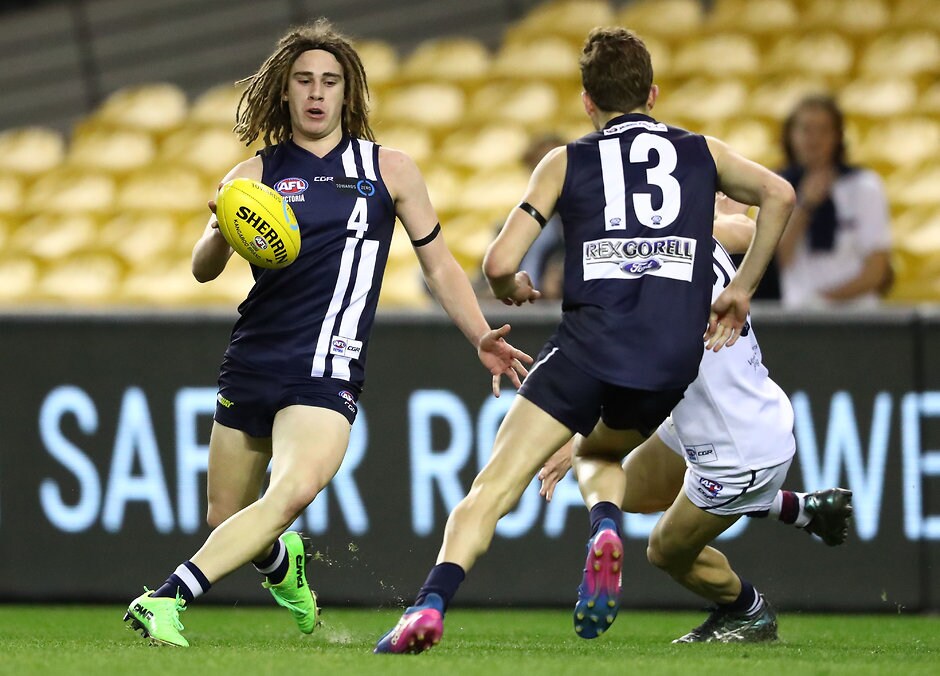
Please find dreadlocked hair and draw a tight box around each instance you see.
[233,18,374,147]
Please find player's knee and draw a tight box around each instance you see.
[206,501,239,529]
[647,531,680,572]
[263,481,323,527]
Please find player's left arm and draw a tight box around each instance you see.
[380,147,532,394]
[705,137,796,350]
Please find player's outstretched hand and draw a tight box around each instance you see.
[538,441,574,502]
[705,283,751,352]
[499,271,542,306]
[478,324,533,396]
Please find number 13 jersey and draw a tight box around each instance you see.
[223,137,396,390]
[555,113,717,391]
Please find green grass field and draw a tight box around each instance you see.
[1,606,937,675]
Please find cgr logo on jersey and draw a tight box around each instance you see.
[583,236,696,282]
[334,178,376,197]
[697,477,723,499]
[275,177,308,203]
[684,444,718,464]
[330,334,363,359]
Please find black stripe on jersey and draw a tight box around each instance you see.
[518,201,548,228]
[324,239,366,378]
[411,223,441,247]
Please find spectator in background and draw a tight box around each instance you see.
[776,95,893,308]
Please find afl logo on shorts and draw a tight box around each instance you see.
[338,390,355,403]
[274,177,308,195]
[698,477,723,497]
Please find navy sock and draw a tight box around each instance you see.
[719,578,763,616]
[414,562,465,612]
[589,501,622,536]
[253,538,289,585]
[152,561,211,603]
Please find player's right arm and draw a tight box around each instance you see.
[704,138,796,350]
[192,156,263,282]
[483,146,567,304]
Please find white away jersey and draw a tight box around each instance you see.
[663,240,795,472]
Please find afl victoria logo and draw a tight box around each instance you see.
[275,177,309,195]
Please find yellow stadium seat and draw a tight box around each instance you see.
[440,125,530,172]
[380,82,465,130]
[721,118,783,167]
[11,212,99,261]
[654,78,748,124]
[454,167,530,214]
[190,83,246,127]
[377,260,430,309]
[748,76,831,121]
[423,163,463,215]
[375,125,434,166]
[854,117,940,173]
[708,0,799,34]
[68,127,156,174]
[671,33,761,78]
[0,175,23,217]
[762,32,855,80]
[466,82,559,127]
[491,37,581,81]
[0,257,40,304]
[120,258,201,306]
[802,0,890,35]
[93,83,188,135]
[160,126,249,179]
[24,168,115,215]
[387,221,416,266]
[858,31,940,78]
[509,0,615,43]
[891,0,940,30]
[38,252,124,304]
[443,212,499,274]
[917,81,940,115]
[400,38,491,84]
[617,0,705,41]
[889,207,940,303]
[886,162,940,208]
[0,127,66,177]
[354,40,399,88]
[99,211,181,266]
[117,165,208,213]
[839,77,919,119]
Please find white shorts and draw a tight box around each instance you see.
[657,416,792,515]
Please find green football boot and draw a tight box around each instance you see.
[123,589,189,647]
[263,531,321,634]
[673,596,778,643]
[803,488,853,546]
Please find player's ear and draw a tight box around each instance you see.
[646,85,659,112]
[581,91,595,116]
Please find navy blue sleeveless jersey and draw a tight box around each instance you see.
[222,137,396,389]
[554,113,717,390]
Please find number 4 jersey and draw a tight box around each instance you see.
[223,137,397,389]
[555,113,717,391]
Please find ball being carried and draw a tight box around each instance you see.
[216,178,301,269]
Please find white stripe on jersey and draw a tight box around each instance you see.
[359,140,377,180]
[341,142,357,177]
[331,239,379,380]
[527,346,559,379]
[598,138,627,231]
[311,237,359,376]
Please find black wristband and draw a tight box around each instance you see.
[411,222,441,247]
[518,201,548,228]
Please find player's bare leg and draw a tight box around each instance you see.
[190,406,347,578]
[569,423,645,638]
[648,494,777,643]
[620,433,685,514]
[205,421,271,528]
[126,406,347,645]
[375,396,572,654]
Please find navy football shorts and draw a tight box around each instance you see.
[518,342,686,437]
[214,370,360,438]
